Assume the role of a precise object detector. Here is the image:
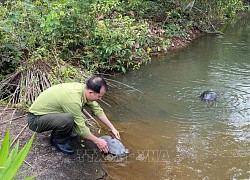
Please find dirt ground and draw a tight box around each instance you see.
[0,107,107,180]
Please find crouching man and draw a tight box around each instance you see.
[27,76,120,154]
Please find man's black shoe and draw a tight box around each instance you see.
[70,132,78,138]
[50,138,74,155]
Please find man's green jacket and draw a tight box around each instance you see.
[29,83,104,137]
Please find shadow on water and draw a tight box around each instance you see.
[103,13,250,179]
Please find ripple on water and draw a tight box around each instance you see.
[106,16,250,179]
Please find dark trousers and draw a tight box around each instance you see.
[27,113,74,144]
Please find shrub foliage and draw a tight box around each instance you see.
[0,0,245,76]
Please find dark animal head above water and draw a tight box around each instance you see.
[200,90,216,101]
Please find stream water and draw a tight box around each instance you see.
[103,14,250,179]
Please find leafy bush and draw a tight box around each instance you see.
[0,0,246,77]
[81,15,150,72]
[122,0,245,33]
[0,0,151,75]
[0,129,35,180]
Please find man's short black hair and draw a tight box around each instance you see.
[86,76,108,93]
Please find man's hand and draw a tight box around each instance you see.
[98,114,121,140]
[111,128,121,140]
[86,133,109,153]
[95,138,109,153]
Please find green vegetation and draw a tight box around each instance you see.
[0,129,35,180]
[0,0,248,108]
[0,0,246,74]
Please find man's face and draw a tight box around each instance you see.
[87,86,106,101]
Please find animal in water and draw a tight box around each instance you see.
[199,90,216,101]
[100,135,129,157]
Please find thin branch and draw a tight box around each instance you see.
[9,109,17,124]
[10,123,28,147]
[82,108,101,134]
[100,99,111,107]
[24,160,34,169]
[0,105,8,118]
[105,78,144,94]
[0,114,27,125]
[193,6,224,35]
